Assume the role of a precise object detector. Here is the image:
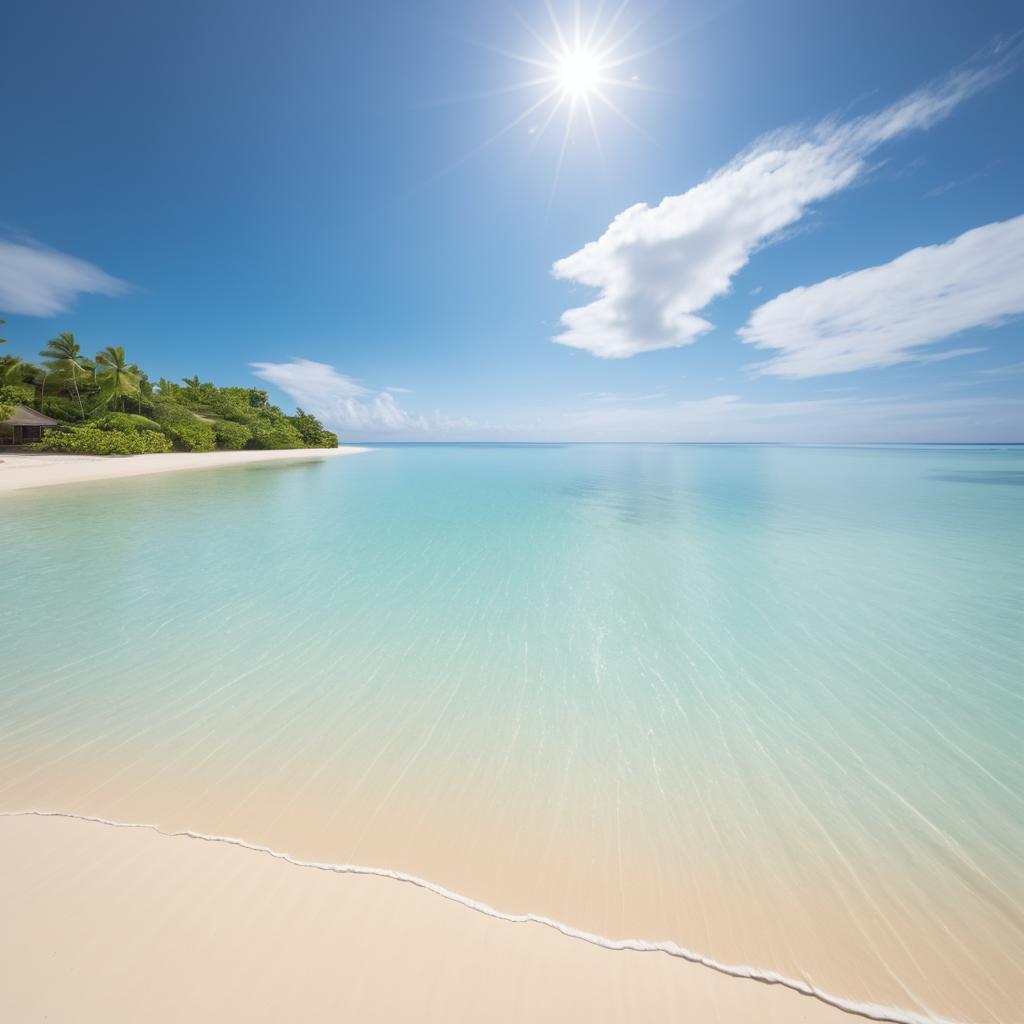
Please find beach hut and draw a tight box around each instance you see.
[0,404,60,446]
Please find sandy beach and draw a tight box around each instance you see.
[0,446,369,493]
[2,445,1021,1023]
[0,812,855,1024]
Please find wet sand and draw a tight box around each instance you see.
[0,812,857,1024]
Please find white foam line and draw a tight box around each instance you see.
[1,808,959,1024]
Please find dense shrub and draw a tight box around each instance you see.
[205,388,265,425]
[91,412,162,433]
[128,413,163,432]
[0,383,33,407]
[163,420,217,452]
[211,419,252,450]
[41,396,87,423]
[290,408,338,448]
[36,426,172,455]
[247,420,306,450]
[1,383,35,421]
[150,397,194,424]
[151,399,216,452]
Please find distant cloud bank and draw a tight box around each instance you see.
[0,238,129,316]
[741,215,1024,377]
[250,358,469,436]
[551,56,1010,359]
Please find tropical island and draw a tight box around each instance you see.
[0,323,338,454]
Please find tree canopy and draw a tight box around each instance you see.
[0,334,338,454]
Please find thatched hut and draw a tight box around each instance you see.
[0,405,60,446]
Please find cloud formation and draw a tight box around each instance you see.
[250,358,469,436]
[741,215,1024,377]
[551,59,1007,358]
[0,238,129,316]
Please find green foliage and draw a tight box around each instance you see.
[290,408,338,448]
[180,375,219,408]
[248,420,306,450]
[162,382,332,450]
[164,420,217,453]
[150,399,217,451]
[155,378,185,401]
[208,390,262,424]
[0,383,31,407]
[211,419,252,450]
[174,384,268,425]
[88,411,164,433]
[40,332,88,416]
[35,426,172,455]
[42,396,88,422]
[95,346,142,411]
[128,413,163,432]
[3,341,340,453]
[0,358,18,385]
[0,401,13,421]
[244,387,269,410]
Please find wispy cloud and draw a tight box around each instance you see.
[924,160,1001,199]
[498,393,1024,443]
[579,390,667,404]
[550,53,1011,359]
[0,238,129,316]
[978,361,1024,376]
[250,358,469,436]
[740,214,1024,377]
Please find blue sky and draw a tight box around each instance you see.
[1,0,1022,441]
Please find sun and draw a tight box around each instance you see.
[437,3,655,202]
[492,2,653,162]
[556,48,603,98]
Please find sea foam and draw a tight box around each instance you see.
[2,809,958,1024]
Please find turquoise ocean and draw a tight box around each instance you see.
[1,444,1022,1022]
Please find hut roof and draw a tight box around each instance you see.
[2,404,60,427]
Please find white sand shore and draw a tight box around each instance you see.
[0,446,368,493]
[0,813,852,1024]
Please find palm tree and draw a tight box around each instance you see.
[1,355,27,385]
[14,362,50,411]
[0,319,7,345]
[41,332,87,417]
[95,346,141,411]
[1,355,49,406]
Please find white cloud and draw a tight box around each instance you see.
[249,359,1022,442]
[250,358,469,437]
[0,238,129,316]
[551,59,1007,358]
[740,215,1024,377]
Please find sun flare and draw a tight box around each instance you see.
[497,2,649,150]
[454,3,653,201]
[556,48,603,97]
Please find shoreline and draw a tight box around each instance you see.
[0,446,369,493]
[1,811,866,1024]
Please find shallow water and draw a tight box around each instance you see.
[1,444,1022,1022]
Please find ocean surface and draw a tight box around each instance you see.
[1,444,1022,1022]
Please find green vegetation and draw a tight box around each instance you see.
[37,425,173,455]
[0,333,338,455]
[211,419,251,450]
